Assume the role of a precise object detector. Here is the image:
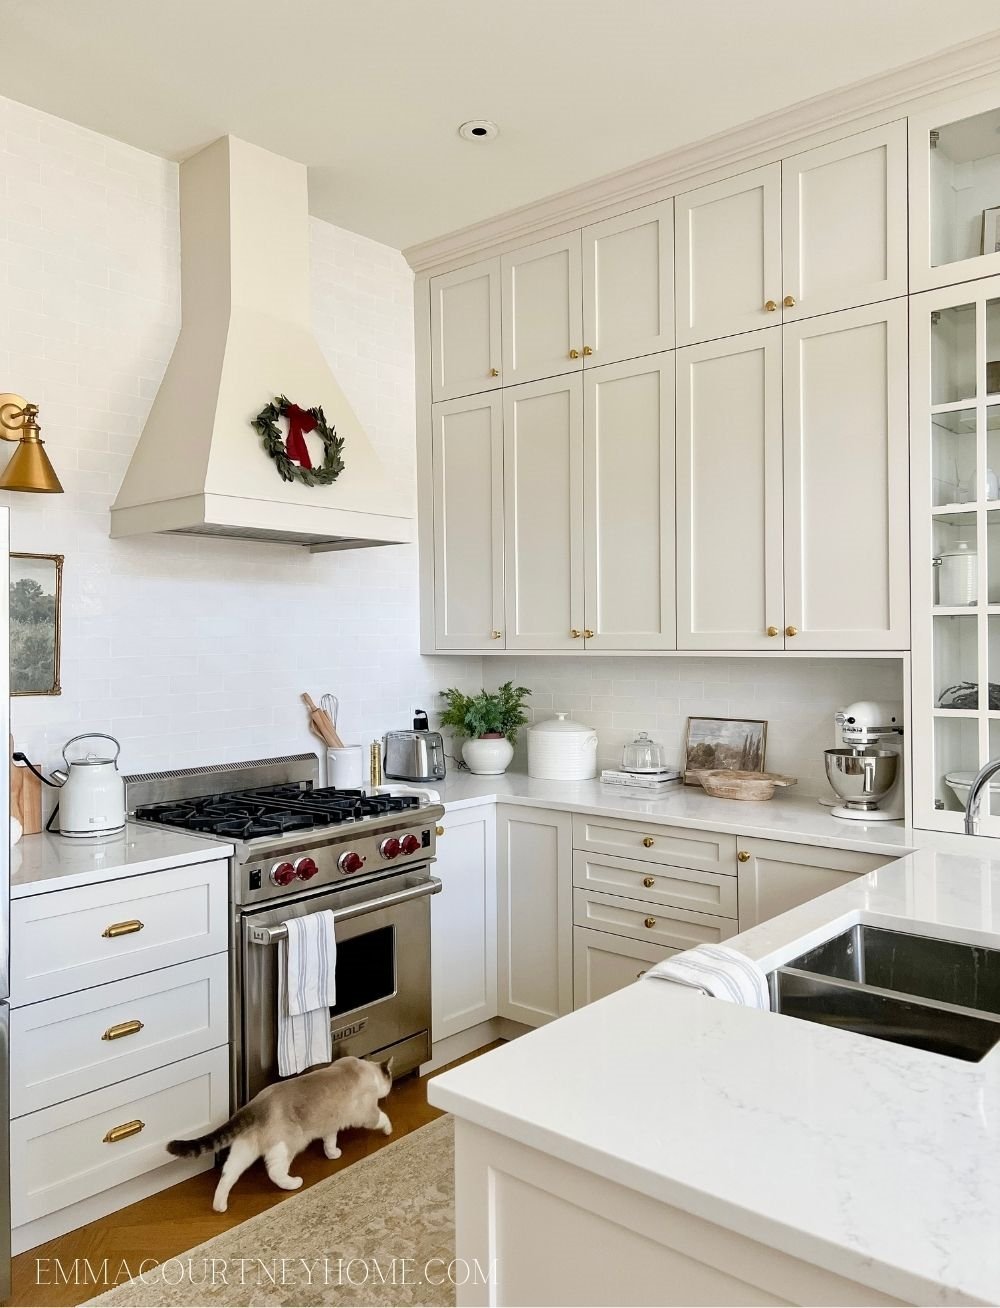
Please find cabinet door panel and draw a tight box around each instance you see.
[430,258,501,401]
[782,121,907,321]
[583,354,675,649]
[573,927,672,1009]
[503,377,584,650]
[675,164,782,345]
[737,837,896,930]
[431,805,497,1041]
[676,329,784,649]
[497,807,573,1027]
[582,200,674,365]
[782,300,909,649]
[432,394,505,649]
[502,233,583,385]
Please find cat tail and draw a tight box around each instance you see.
[166,1105,255,1159]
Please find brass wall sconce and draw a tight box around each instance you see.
[0,393,64,494]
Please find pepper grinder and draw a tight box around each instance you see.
[369,740,383,791]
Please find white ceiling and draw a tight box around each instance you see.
[3,0,1000,250]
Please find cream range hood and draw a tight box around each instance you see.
[111,136,411,552]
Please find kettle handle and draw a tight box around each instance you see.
[63,733,122,767]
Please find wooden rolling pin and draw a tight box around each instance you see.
[302,693,344,749]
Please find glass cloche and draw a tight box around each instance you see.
[621,731,669,773]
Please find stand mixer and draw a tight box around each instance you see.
[824,700,904,821]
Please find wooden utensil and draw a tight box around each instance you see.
[302,693,344,749]
[10,734,43,834]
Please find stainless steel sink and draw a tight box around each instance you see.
[769,925,1000,1061]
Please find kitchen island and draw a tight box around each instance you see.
[429,847,1000,1306]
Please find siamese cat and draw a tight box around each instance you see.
[167,1055,393,1212]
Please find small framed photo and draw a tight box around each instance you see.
[683,715,767,785]
[10,552,63,696]
[981,206,1000,257]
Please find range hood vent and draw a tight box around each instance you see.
[110,136,411,552]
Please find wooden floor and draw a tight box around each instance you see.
[10,1048,494,1308]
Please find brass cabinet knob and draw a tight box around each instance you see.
[766,625,779,637]
[103,1119,144,1144]
[489,367,499,377]
[571,629,583,638]
[644,916,657,929]
[584,629,595,639]
[491,630,502,639]
[642,837,655,848]
[569,349,580,359]
[436,825,445,837]
[102,1019,144,1042]
[642,876,655,888]
[738,850,751,863]
[102,919,143,939]
[786,625,798,637]
[764,300,778,312]
[582,345,593,356]
[783,295,796,308]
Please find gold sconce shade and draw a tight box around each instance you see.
[0,393,64,494]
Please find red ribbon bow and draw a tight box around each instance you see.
[283,403,316,470]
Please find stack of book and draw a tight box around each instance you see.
[599,768,682,791]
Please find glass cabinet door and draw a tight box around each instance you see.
[911,91,1000,293]
[912,274,1000,832]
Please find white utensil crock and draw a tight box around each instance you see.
[326,745,364,790]
[463,736,514,775]
[528,713,599,781]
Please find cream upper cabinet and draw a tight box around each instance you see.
[431,393,505,649]
[781,121,908,321]
[782,300,909,650]
[583,354,675,649]
[430,258,501,401]
[676,328,784,649]
[503,376,585,649]
[582,200,674,366]
[501,233,583,385]
[675,164,782,346]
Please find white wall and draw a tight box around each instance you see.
[486,656,905,796]
[0,94,480,779]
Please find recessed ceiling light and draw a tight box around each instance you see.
[458,120,499,142]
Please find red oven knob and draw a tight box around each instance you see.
[295,856,319,880]
[270,861,297,887]
[338,850,366,875]
[379,837,401,860]
[400,833,421,855]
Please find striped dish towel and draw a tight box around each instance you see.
[646,943,770,1009]
[277,911,337,1076]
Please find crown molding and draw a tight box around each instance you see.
[404,29,1000,274]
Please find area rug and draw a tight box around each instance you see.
[88,1115,457,1308]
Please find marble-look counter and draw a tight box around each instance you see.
[430,847,1000,1305]
[10,823,234,898]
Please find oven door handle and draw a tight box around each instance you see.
[247,876,442,946]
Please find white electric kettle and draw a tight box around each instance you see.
[52,733,126,838]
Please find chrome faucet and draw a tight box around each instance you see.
[963,757,1000,834]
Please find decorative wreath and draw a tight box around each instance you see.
[251,394,346,487]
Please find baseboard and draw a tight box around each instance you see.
[421,1017,530,1075]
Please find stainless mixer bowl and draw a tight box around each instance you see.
[824,748,899,809]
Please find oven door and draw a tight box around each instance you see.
[238,870,440,1103]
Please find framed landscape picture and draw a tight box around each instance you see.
[10,552,63,696]
[682,715,767,784]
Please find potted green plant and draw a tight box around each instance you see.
[438,681,531,775]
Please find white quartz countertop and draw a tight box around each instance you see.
[429,847,1000,1306]
[436,769,916,855]
[10,823,234,898]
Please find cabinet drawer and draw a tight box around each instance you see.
[573,926,674,1009]
[10,1046,230,1226]
[10,954,229,1117]
[572,814,736,872]
[573,888,736,952]
[10,861,229,1006]
[573,850,737,918]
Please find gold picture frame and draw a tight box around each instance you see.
[10,552,63,696]
[682,715,767,785]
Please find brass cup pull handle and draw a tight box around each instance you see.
[766,626,779,637]
[436,825,445,837]
[569,349,580,359]
[571,629,583,638]
[102,1019,144,1042]
[642,876,655,888]
[644,917,656,929]
[785,625,798,638]
[491,630,502,639]
[584,629,595,639]
[642,837,655,848]
[582,346,593,356]
[489,368,499,377]
[738,850,751,863]
[764,299,778,312]
[102,919,143,939]
[783,295,796,308]
[103,1119,144,1144]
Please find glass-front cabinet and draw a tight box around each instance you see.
[911,89,1000,292]
[912,273,1000,832]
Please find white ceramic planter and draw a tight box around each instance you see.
[463,735,514,775]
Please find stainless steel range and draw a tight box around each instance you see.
[126,754,444,1105]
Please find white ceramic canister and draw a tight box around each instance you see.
[326,745,364,790]
[936,541,978,607]
[527,712,599,781]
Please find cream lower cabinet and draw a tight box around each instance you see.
[497,806,573,1027]
[573,928,672,1007]
[736,837,897,930]
[431,804,498,1041]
